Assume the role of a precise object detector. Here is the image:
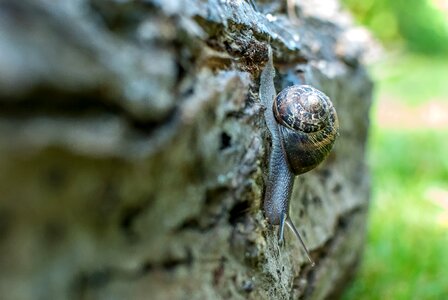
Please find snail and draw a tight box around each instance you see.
[260,47,339,266]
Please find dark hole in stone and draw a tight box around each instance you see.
[44,167,67,190]
[141,261,154,273]
[295,67,305,74]
[228,200,250,225]
[43,221,66,245]
[303,193,311,206]
[161,259,185,270]
[299,209,304,218]
[220,131,232,150]
[89,0,152,33]
[141,256,193,274]
[73,269,111,293]
[86,270,111,288]
[176,217,200,231]
[213,259,225,286]
[313,196,322,205]
[337,215,349,229]
[120,206,141,233]
[332,183,342,194]
[205,186,227,205]
[181,86,194,98]
[119,199,152,240]
[319,169,332,179]
[0,209,11,242]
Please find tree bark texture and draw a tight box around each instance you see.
[0,0,372,299]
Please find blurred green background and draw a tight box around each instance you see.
[340,0,448,299]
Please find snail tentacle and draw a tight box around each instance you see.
[285,217,315,266]
[260,46,280,144]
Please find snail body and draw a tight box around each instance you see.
[260,47,338,266]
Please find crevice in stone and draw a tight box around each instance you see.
[0,86,180,137]
[228,200,251,225]
[119,197,154,241]
[72,247,194,296]
[141,248,194,273]
[219,131,232,150]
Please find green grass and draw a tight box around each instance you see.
[342,128,448,300]
[342,53,448,299]
[371,54,448,106]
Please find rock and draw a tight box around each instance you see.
[0,0,372,299]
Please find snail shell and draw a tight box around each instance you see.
[273,85,339,175]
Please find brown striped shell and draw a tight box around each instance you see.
[273,85,339,175]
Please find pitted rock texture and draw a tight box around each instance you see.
[0,0,372,299]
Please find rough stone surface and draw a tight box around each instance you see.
[0,0,372,299]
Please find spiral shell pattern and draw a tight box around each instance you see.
[273,85,339,175]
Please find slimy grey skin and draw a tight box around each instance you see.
[260,46,339,266]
